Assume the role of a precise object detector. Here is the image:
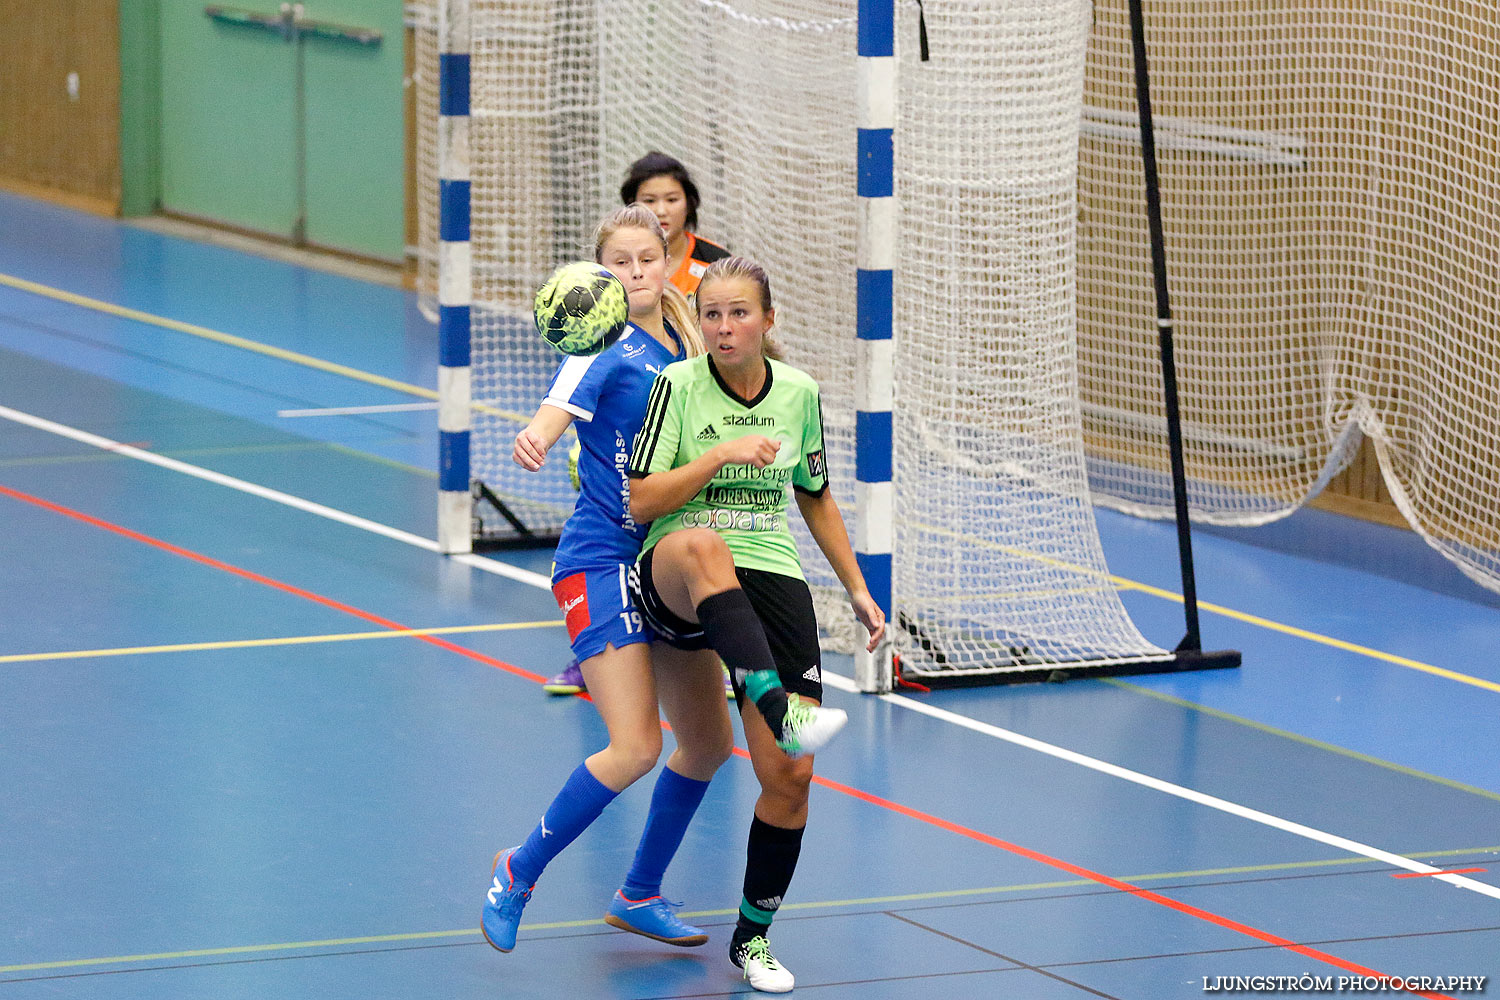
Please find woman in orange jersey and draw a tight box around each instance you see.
[621,151,730,297]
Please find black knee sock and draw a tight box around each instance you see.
[696,589,789,739]
[733,816,805,949]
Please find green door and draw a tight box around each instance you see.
[157,2,403,262]
[302,2,403,261]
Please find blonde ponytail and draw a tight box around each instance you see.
[661,284,705,357]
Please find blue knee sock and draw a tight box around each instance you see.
[509,762,618,886]
[620,767,711,900]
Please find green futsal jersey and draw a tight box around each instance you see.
[629,355,828,580]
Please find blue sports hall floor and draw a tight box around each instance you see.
[1,191,1496,998]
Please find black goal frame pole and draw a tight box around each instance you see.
[1126,0,1238,667]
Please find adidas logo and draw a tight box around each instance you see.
[696,424,720,441]
[802,665,820,682]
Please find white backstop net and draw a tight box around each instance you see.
[1075,2,1500,597]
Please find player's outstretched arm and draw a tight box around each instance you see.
[628,434,779,522]
[512,404,576,472]
[795,491,887,652]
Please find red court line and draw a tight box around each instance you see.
[1392,868,1486,878]
[0,482,545,685]
[2,481,1454,998]
[812,771,1456,997]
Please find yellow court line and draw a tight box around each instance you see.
[913,519,1500,696]
[0,931,480,974]
[0,437,439,481]
[0,271,525,424]
[1110,574,1500,695]
[0,441,338,470]
[1104,678,1500,804]
[0,621,563,665]
[5,845,1493,974]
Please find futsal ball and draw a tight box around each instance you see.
[534,261,629,356]
[567,439,582,492]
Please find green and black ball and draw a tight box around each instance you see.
[533,261,629,356]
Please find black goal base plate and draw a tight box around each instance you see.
[901,648,1241,689]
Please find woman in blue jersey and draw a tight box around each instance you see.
[546,151,730,696]
[628,256,885,993]
[481,205,734,954]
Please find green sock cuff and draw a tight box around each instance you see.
[739,897,777,925]
[743,669,784,705]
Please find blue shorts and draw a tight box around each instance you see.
[551,562,655,662]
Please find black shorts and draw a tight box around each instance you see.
[630,546,823,702]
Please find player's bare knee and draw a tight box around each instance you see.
[705,731,735,770]
[670,713,733,773]
[679,739,732,777]
[762,755,813,808]
[680,528,733,576]
[607,733,663,783]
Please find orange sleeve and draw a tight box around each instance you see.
[670,233,703,294]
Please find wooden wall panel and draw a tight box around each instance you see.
[0,0,121,212]
[1315,437,1407,528]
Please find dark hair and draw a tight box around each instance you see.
[620,151,701,232]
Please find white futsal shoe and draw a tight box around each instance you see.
[775,694,847,758]
[731,935,795,993]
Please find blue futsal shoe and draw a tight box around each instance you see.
[603,890,709,946]
[481,847,534,953]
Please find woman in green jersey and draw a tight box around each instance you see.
[627,256,885,994]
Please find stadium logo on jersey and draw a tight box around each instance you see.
[696,424,720,441]
[806,449,825,478]
[723,413,773,427]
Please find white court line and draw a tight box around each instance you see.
[3,401,1496,902]
[277,402,439,418]
[819,672,1500,900]
[0,403,550,591]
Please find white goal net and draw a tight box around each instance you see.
[890,1,1169,673]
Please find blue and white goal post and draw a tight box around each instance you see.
[436,0,472,555]
[855,0,896,694]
